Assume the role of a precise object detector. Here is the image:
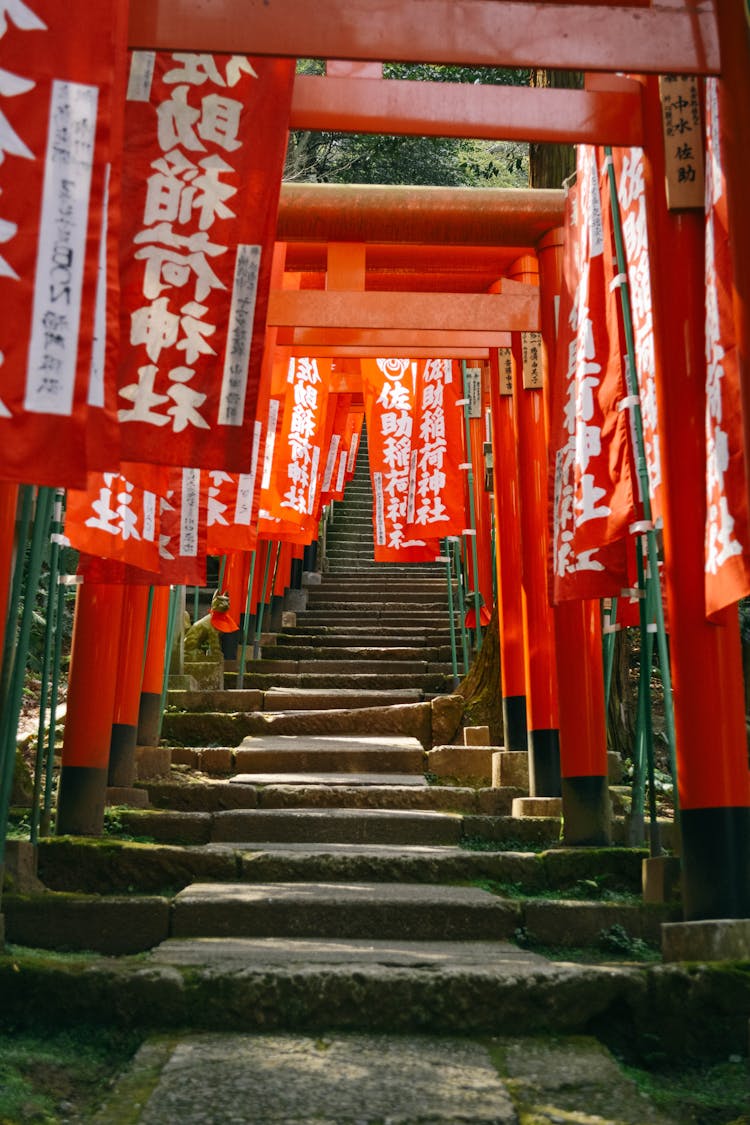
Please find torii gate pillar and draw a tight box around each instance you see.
[640,76,750,920]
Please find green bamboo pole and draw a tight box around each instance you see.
[450,536,470,675]
[218,554,227,592]
[253,542,275,660]
[42,577,71,836]
[441,541,460,688]
[156,586,181,743]
[460,361,483,652]
[30,488,65,844]
[604,148,678,805]
[0,487,53,860]
[237,549,257,688]
[602,596,619,705]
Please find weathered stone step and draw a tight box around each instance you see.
[262,687,424,710]
[305,591,449,605]
[264,648,452,661]
[146,779,519,815]
[210,807,462,845]
[171,881,520,940]
[297,610,456,624]
[248,658,440,674]
[278,627,453,640]
[234,734,425,775]
[36,838,645,897]
[237,673,452,693]
[307,578,450,592]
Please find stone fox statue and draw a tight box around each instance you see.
[184,590,238,660]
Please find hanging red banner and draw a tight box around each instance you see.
[343,408,364,486]
[0,0,128,487]
[205,418,263,553]
[264,357,332,526]
[703,78,750,616]
[66,467,161,571]
[404,358,466,538]
[549,146,637,601]
[361,358,441,563]
[320,393,352,506]
[117,51,294,470]
[612,146,663,526]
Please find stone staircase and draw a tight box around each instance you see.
[2,428,746,1122]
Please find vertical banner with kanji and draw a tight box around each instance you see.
[118,51,294,470]
[549,146,637,601]
[264,357,332,525]
[612,146,663,525]
[703,78,750,616]
[66,467,161,571]
[361,358,441,563]
[404,358,466,538]
[0,0,128,486]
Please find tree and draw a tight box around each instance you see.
[285,61,530,188]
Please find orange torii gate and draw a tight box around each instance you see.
[52,0,749,923]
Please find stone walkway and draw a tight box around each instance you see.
[92,1032,677,1124]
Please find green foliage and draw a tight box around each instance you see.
[0,1025,141,1125]
[623,1057,750,1125]
[286,60,530,188]
[597,923,657,960]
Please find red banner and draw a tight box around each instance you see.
[550,146,637,601]
[117,51,294,470]
[613,146,663,525]
[361,359,441,563]
[264,357,332,525]
[205,418,263,553]
[704,78,750,616]
[66,467,161,571]
[404,359,466,537]
[319,393,352,505]
[0,0,128,487]
[75,466,207,586]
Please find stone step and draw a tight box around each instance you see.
[278,627,453,640]
[234,735,425,775]
[308,578,450,591]
[259,646,450,663]
[248,658,445,674]
[171,881,520,941]
[36,837,644,896]
[210,807,462,846]
[305,591,449,605]
[297,610,456,623]
[261,687,424,710]
[238,673,452,693]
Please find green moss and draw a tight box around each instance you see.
[623,1058,750,1125]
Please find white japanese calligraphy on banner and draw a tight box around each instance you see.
[405,358,466,537]
[118,50,294,470]
[361,358,441,563]
[703,78,750,615]
[615,146,662,523]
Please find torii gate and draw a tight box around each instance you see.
[47,0,750,926]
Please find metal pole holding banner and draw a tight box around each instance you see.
[237,548,257,689]
[460,361,483,652]
[438,541,460,688]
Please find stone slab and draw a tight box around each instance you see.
[150,936,551,970]
[232,771,427,787]
[168,689,264,713]
[96,1032,518,1125]
[237,734,424,753]
[210,807,462,846]
[2,893,170,954]
[513,796,563,818]
[262,688,423,711]
[171,881,522,941]
[427,744,493,784]
[662,917,750,962]
[234,733,426,774]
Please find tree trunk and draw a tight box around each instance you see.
[529,69,582,189]
[455,603,504,744]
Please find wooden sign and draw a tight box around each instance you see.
[658,75,705,210]
[521,332,544,389]
[464,366,482,417]
[497,348,514,396]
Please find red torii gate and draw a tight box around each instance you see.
[53,0,750,924]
